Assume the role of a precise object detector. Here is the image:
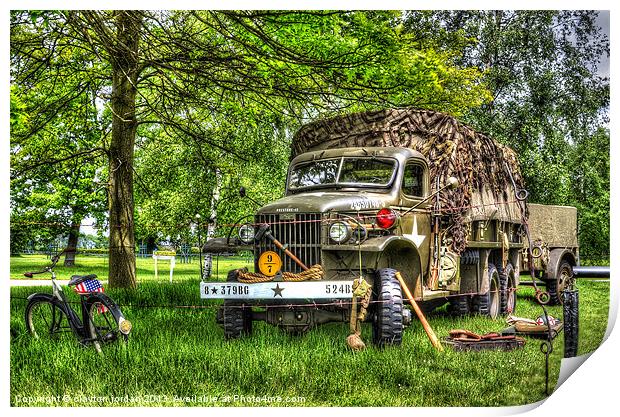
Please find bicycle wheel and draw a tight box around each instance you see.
[25,297,71,341]
[85,298,124,353]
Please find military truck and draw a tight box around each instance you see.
[201,108,578,346]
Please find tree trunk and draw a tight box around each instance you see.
[63,222,81,266]
[146,236,157,254]
[107,11,142,289]
[206,168,222,240]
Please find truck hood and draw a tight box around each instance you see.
[257,191,397,214]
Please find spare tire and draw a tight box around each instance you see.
[460,249,480,266]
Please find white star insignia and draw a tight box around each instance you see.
[403,215,426,247]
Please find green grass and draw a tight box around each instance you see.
[9,255,610,407]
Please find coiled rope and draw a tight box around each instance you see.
[235,264,324,283]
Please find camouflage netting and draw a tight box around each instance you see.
[291,108,527,254]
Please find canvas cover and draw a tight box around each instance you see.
[291,108,527,252]
[527,203,578,248]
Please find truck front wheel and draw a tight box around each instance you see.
[372,268,404,347]
[221,269,253,340]
[472,263,501,319]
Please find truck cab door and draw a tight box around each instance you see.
[398,159,432,278]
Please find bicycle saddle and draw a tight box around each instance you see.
[68,274,98,286]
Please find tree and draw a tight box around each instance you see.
[132,103,296,252]
[571,127,610,260]
[9,26,108,264]
[403,10,609,260]
[12,10,491,287]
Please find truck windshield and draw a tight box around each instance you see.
[288,157,396,190]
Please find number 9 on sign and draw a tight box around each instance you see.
[258,251,282,277]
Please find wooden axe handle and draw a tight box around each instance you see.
[395,271,444,352]
[266,231,309,271]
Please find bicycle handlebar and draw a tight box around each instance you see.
[23,269,48,278]
[23,249,66,278]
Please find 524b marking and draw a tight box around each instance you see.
[325,284,352,295]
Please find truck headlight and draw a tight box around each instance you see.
[329,221,351,243]
[238,223,255,244]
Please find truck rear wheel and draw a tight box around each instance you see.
[546,260,574,305]
[447,295,471,317]
[460,249,480,265]
[472,263,501,319]
[499,263,517,315]
[372,268,404,347]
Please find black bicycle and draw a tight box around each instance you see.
[23,253,132,353]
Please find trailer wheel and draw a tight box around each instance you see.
[546,260,574,305]
[472,263,501,319]
[500,263,517,315]
[447,295,471,317]
[222,269,252,340]
[372,268,404,347]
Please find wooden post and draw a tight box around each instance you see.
[395,271,444,352]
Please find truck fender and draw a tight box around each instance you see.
[375,238,423,296]
[545,248,577,280]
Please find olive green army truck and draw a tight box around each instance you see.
[201,108,578,346]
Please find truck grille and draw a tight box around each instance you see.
[255,213,322,274]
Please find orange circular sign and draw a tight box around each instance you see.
[258,251,282,277]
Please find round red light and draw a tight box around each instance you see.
[376,208,398,229]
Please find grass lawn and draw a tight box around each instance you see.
[9,255,610,407]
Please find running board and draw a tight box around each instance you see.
[421,288,451,301]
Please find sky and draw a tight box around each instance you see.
[596,10,610,78]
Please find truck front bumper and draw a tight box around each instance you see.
[200,280,354,301]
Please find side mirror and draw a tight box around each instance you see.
[238,186,263,207]
[446,177,459,190]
